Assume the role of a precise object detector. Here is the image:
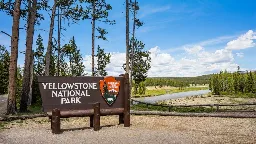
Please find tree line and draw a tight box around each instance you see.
[144,78,190,89]
[0,0,151,114]
[209,68,256,96]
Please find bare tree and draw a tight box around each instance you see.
[45,0,57,76]
[57,6,62,76]
[130,0,136,87]
[125,0,130,74]
[91,0,96,76]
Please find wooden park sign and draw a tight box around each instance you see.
[38,74,130,134]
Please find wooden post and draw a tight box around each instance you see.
[119,113,124,124]
[52,108,61,134]
[124,73,130,127]
[216,104,219,112]
[90,116,93,127]
[50,117,53,130]
[119,74,125,125]
[93,102,100,131]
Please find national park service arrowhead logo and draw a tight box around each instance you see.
[99,76,120,106]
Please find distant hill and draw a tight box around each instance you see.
[148,74,213,85]
[148,74,213,80]
[147,70,256,85]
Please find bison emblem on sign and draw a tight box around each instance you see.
[99,76,120,106]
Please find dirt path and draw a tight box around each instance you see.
[0,94,7,116]
[1,115,255,144]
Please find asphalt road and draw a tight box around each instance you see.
[133,90,211,104]
[0,94,7,116]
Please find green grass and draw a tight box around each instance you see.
[0,121,8,130]
[28,104,43,113]
[133,86,209,98]
[131,103,216,113]
[218,92,256,98]
[15,104,43,116]
[131,104,169,111]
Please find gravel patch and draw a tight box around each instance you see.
[1,115,256,144]
[162,95,256,106]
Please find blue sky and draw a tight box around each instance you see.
[0,0,256,77]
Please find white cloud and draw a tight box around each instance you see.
[236,52,244,58]
[225,30,256,50]
[82,30,256,77]
[139,5,171,18]
[83,45,239,77]
[83,52,126,76]
[184,45,234,64]
[197,49,234,64]
[151,6,171,13]
[184,45,203,54]
[163,34,237,53]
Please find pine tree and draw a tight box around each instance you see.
[20,0,38,112]
[69,37,85,76]
[123,0,151,95]
[80,0,115,76]
[34,34,45,76]
[95,45,111,76]
[49,41,57,76]
[0,45,10,95]
[246,71,254,93]
[6,0,22,114]
[31,34,45,105]
[55,0,85,76]
[62,36,85,76]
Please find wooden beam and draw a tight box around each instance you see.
[47,108,124,118]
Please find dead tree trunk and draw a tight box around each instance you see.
[91,0,95,76]
[45,0,57,76]
[7,0,21,114]
[20,0,37,112]
[130,0,136,90]
[57,6,62,76]
[125,0,130,75]
[28,51,34,106]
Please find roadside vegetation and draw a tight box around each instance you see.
[0,121,8,130]
[210,68,256,98]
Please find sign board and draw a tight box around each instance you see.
[38,76,126,112]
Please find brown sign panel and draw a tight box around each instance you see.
[37,76,124,112]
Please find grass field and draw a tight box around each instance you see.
[131,103,216,113]
[132,85,209,98]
